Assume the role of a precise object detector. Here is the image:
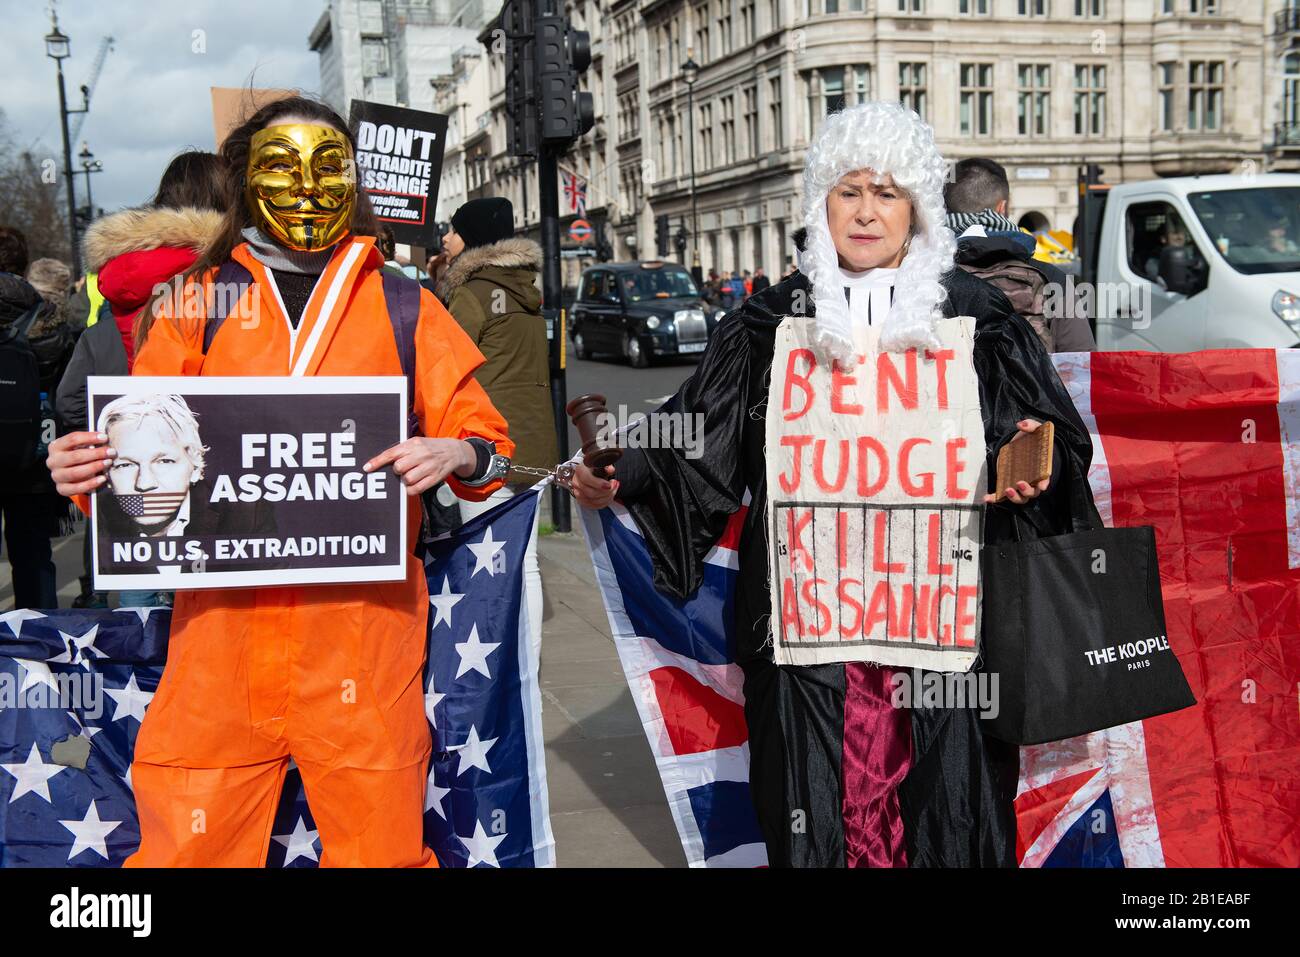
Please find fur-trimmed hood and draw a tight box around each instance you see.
[435,237,542,302]
[82,205,224,274]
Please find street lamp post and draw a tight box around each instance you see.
[45,16,89,277]
[682,50,701,284]
[78,143,103,225]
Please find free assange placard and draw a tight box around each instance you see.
[87,376,407,591]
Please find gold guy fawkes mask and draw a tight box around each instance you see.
[246,123,355,252]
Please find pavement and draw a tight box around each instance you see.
[534,530,685,867]
[1,518,686,868]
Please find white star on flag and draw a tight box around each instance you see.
[104,673,154,724]
[1,609,45,639]
[61,625,106,670]
[425,768,451,820]
[428,576,464,630]
[14,658,58,696]
[64,710,102,739]
[454,624,501,680]
[1,743,67,804]
[425,673,447,728]
[451,724,497,776]
[60,800,123,862]
[272,816,320,866]
[458,819,507,868]
[467,525,506,577]
[115,607,161,627]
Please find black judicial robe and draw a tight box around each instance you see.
[612,268,1102,867]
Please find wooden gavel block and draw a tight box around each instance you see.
[566,393,624,469]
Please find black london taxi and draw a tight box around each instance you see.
[569,261,723,367]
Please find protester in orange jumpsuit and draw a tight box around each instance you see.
[46,96,512,867]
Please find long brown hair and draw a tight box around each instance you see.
[152,150,230,211]
[137,94,379,347]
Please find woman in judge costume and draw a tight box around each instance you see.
[570,102,1102,867]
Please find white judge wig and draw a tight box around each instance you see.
[800,101,957,360]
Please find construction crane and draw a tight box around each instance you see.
[69,34,115,143]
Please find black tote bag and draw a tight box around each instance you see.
[979,521,1196,746]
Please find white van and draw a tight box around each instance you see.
[1083,174,1300,351]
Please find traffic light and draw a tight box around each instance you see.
[1083,163,1105,185]
[674,225,688,260]
[535,14,595,145]
[655,214,670,257]
[501,0,537,159]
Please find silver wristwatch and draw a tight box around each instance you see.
[460,439,512,487]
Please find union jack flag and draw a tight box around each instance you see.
[562,170,587,217]
[579,349,1300,868]
[0,489,554,868]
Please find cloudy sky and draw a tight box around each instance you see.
[6,0,328,215]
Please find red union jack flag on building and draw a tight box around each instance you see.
[581,349,1300,867]
[562,170,587,218]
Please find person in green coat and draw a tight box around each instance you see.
[437,197,557,644]
[436,197,558,495]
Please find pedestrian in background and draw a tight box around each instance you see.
[751,266,771,295]
[56,149,228,609]
[0,227,76,609]
[944,157,1095,353]
[436,195,554,665]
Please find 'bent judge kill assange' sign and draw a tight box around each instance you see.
[765,317,987,671]
[88,376,407,592]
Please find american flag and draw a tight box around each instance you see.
[113,492,188,519]
[0,488,553,868]
[562,170,587,217]
[578,349,1300,868]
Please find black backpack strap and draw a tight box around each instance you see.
[202,260,255,355]
[380,271,421,436]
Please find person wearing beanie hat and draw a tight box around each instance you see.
[436,195,557,684]
[565,101,1104,867]
[449,196,516,254]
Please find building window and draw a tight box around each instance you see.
[1189,0,1219,11]
[719,0,733,55]
[1161,0,1174,13]
[361,39,389,78]
[1074,64,1106,136]
[695,6,710,61]
[898,0,923,10]
[700,103,714,168]
[1188,61,1224,131]
[899,62,927,120]
[959,0,990,13]
[853,65,872,104]
[744,85,760,158]
[769,75,784,149]
[1158,62,1175,131]
[1284,53,1300,135]
[721,95,736,165]
[1018,63,1051,136]
[741,0,756,44]
[1073,0,1103,14]
[1018,0,1048,14]
[959,63,995,137]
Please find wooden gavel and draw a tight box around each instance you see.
[566,393,624,470]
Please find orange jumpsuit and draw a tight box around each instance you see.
[110,237,510,867]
